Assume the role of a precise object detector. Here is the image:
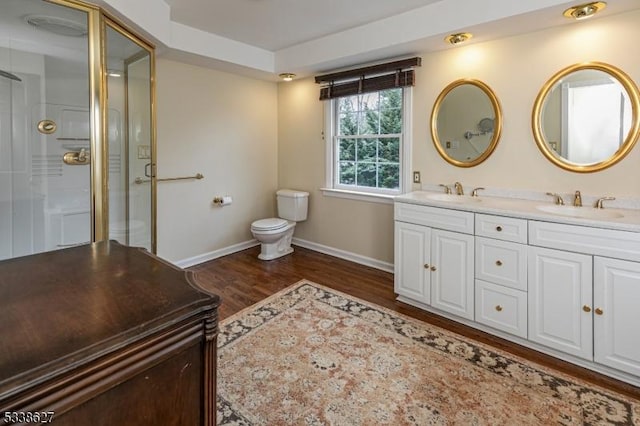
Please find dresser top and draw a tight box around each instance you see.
[0,241,220,398]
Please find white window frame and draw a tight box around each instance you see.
[321,87,412,204]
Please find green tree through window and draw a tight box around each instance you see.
[336,88,402,191]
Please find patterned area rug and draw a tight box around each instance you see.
[216,280,640,425]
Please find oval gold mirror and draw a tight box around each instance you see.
[532,62,640,173]
[431,79,502,167]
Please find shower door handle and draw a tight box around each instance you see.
[144,162,153,178]
[63,149,90,165]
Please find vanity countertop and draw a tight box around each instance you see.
[395,191,640,233]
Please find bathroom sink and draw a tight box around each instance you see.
[422,193,482,203]
[535,204,624,219]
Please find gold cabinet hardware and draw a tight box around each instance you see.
[582,305,592,313]
[495,305,503,312]
[495,226,503,232]
[595,308,604,315]
[495,260,503,266]
[430,265,437,271]
[424,264,430,269]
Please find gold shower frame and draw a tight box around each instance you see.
[46,0,157,252]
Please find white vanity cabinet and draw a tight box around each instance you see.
[529,220,640,375]
[394,221,431,304]
[474,214,528,338]
[528,246,593,360]
[394,203,475,320]
[394,193,640,387]
[593,257,640,376]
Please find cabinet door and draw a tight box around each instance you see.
[394,221,431,304]
[594,257,640,376]
[528,246,592,360]
[430,229,474,320]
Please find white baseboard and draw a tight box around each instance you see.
[174,239,260,269]
[292,237,394,273]
[173,237,394,274]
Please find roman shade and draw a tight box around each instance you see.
[315,57,421,100]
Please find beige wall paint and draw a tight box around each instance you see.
[415,10,640,196]
[278,10,640,265]
[278,79,395,264]
[156,59,278,262]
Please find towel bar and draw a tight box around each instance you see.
[134,173,204,184]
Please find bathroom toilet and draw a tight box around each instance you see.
[251,189,309,260]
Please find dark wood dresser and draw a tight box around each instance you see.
[0,241,220,425]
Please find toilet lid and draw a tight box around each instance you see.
[252,218,288,231]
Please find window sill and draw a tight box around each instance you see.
[320,188,396,205]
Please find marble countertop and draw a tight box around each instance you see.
[395,190,640,233]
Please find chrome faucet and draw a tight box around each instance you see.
[439,184,452,194]
[454,182,464,196]
[573,190,582,207]
[546,192,564,205]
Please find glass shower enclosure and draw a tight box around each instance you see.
[0,0,155,261]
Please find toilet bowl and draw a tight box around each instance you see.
[251,218,296,260]
[250,189,308,260]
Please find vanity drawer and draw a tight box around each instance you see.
[475,237,527,291]
[395,202,474,234]
[475,280,527,338]
[475,214,527,244]
[529,221,640,261]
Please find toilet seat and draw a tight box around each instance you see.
[251,218,288,232]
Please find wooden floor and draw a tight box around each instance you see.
[190,245,640,400]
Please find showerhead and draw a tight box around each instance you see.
[0,70,22,82]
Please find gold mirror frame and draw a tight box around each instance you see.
[430,79,503,167]
[532,62,640,173]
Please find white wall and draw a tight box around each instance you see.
[278,10,640,265]
[155,58,278,263]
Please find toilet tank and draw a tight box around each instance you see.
[277,189,309,221]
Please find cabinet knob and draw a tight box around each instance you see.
[595,308,604,316]
[495,260,503,266]
[495,226,503,232]
[582,305,591,313]
[430,265,437,271]
[424,264,430,269]
[495,305,503,312]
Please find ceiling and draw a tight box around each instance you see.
[163,0,443,51]
[7,0,640,80]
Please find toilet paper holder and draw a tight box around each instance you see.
[212,196,233,206]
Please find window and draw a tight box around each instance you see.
[325,87,410,199]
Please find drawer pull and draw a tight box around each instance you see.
[495,260,503,266]
[424,264,430,269]
[495,305,503,312]
[430,265,437,271]
[582,305,591,313]
[495,226,503,232]
[595,308,604,316]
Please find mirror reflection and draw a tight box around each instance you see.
[431,79,502,167]
[532,62,640,172]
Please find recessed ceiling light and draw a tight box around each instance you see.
[563,2,606,20]
[445,32,473,45]
[278,73,296,82]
